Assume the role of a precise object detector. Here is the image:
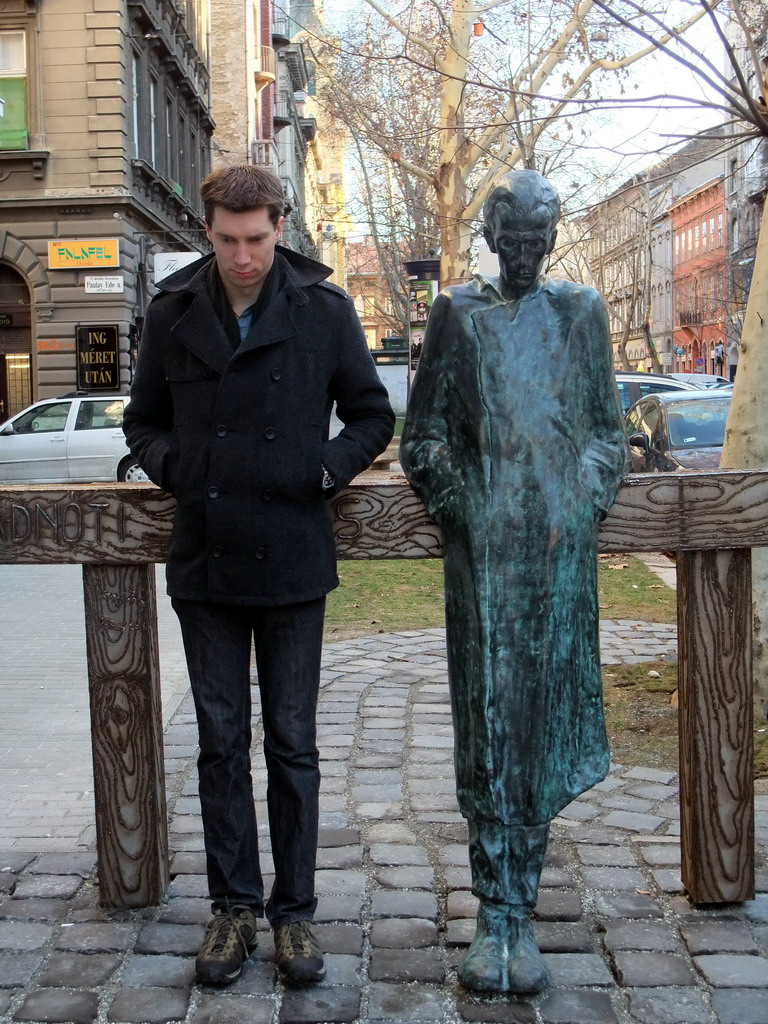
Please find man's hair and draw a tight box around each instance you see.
[201,165,290,227]
[483,170,561,231]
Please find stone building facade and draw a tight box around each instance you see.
[0,0,213,419]
[584,137,726,371]
[207,0,350,282]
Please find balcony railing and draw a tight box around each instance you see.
[251,139,278,169]
[273,12,291,39]
[679,309,701,326]
[254,44,276,85]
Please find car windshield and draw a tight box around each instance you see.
[666,398,730,449]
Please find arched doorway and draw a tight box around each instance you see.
[0,264,32,422]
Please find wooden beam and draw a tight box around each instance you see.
[82,564,169,907]
[677,549,754,903]
[3,469,768,564]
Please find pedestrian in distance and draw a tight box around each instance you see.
[715,340,725,374]
[123,164,395,987]
[400,169,628,994]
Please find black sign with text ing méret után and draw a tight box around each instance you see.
[76,325,119,391]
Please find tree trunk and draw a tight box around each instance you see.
[436,2,473,288]
[720,201,768,717]
[616,331,632,370]
[643,321,662,373]
[438,191,473,286]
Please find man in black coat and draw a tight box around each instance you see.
[124,165,395,987]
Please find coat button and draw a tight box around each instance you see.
[211,545,222,558]
[208,486,219,498]
[262,489,273,501]
[271,369,281,380]
[255,546,266,559]
[216,425,227,437]
[264,427,276,440]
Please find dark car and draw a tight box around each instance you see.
[614,371,698,414]
[625,390,731,472]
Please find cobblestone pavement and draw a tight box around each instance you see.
[2,621,768,1024]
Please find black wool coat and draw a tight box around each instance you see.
[123,247,395,605]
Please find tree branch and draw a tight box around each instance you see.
[362,0,443,68]
[591,0,764,128]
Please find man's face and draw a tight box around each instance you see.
[205,206,284,305]
[484,202,556,297]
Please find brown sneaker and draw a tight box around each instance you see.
[196,906,259,985]
[274,920,325,985]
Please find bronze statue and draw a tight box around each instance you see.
[400,170,628,994]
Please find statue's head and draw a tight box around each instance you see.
[482,170,561,298]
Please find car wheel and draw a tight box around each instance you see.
[118,457,149,483]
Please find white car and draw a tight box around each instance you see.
[614,372,699,413]
[0,393,148,483]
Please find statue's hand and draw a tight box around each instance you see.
[410,440,462,523]
[580,438,625,519]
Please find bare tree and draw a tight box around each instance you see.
[309,0,716,285]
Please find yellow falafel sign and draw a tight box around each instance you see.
[48,239,120,269]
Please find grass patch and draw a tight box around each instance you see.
[602,661,679,772]
[597,554,676,622]
[754,727,768,778]
[325,559,445,641]
[603,660,768,780]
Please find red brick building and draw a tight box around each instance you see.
[670,178,727,375]
[346,240,397,350]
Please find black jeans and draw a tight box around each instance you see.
[172,596,325,926]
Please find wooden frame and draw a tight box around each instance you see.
[2,467,764,906]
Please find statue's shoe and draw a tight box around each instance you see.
[506,917,550,994]
[457,905,550,995]
[457,927,508,992]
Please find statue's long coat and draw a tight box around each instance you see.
[400,275,628,825]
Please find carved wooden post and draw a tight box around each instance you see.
[82,563,169,907]
[677,548,754,903]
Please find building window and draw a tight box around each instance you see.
[0,30,27,150]
[199,132,208,197]
[179,113,187,194]
[717,214,723,248]
[149,74,158,167]
[190,125,198,197]
[165,94,175,181]
[702,219,707,251]
[131,52,140,158]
